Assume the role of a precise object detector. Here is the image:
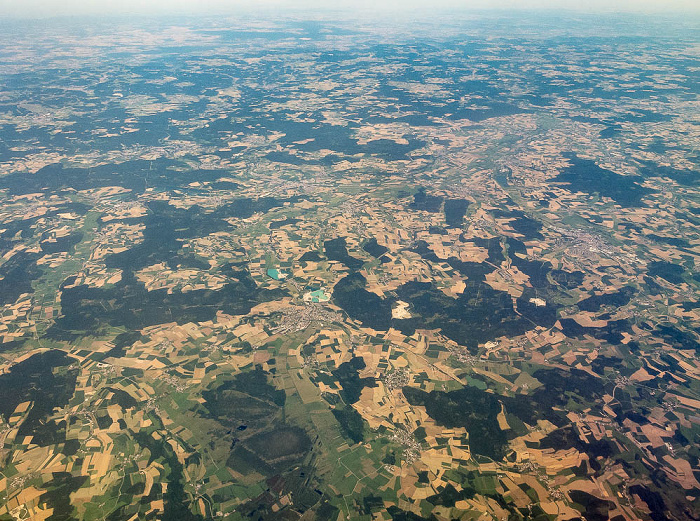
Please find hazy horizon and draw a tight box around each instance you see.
[2,0,700,19]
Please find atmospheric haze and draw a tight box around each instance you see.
[1,0,700,18]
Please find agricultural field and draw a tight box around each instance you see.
[0,10,699,521]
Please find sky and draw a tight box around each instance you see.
[1,0,699,18]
